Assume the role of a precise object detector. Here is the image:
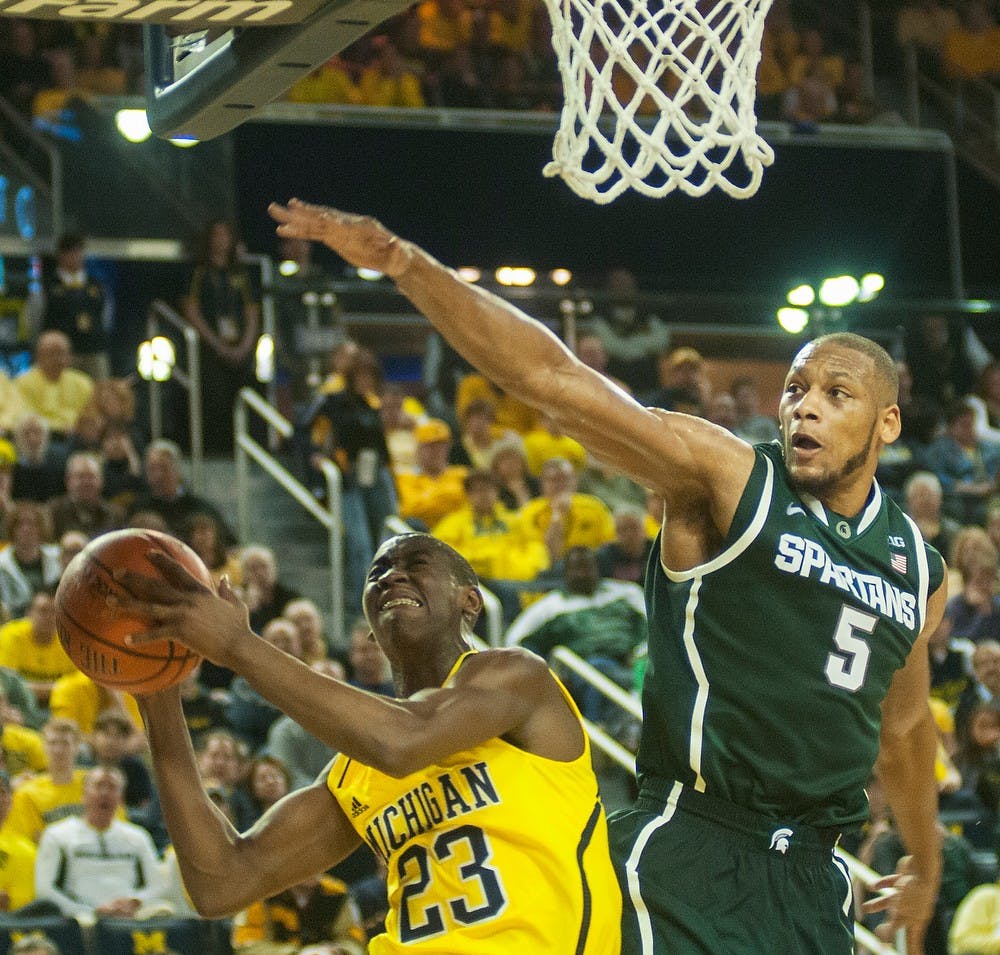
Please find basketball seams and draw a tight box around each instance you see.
[54,528,206,694]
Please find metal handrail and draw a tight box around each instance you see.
[145,299,203,494]
[0,92,62,239]
[233,386,344,635]
[550,645,643,721]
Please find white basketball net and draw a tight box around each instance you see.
[541,0,776,203]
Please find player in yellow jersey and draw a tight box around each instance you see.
[125,533,621,953]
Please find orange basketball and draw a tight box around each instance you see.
[55,528,212,695]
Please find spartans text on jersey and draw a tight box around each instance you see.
[773,533,917,629]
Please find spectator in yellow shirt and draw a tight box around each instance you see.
[0,685,47,779]
[13,331,94,439]
[432,470,549,582]
[0,590,77,708]
[357,35,426,107]
[394,418,468,528]
[0,769,37,911]
[522,411,588,476]
[6,718,90,844]
[517,457,616,563]
[943,0,1000,79]
[48,670,143,740]
[454,372,540,435]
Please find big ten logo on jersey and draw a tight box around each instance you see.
[0,0,325,25]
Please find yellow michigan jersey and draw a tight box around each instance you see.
[327,653,621,953]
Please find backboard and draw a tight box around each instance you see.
[0,0,412,141]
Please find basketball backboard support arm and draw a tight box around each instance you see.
[143,0,412,140]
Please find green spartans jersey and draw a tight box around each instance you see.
[637,442,944,829]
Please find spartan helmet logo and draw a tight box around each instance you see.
[769,828,794,854]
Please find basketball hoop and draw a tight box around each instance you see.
[540,0,776,203]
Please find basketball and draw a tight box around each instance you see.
[55,528,213,695]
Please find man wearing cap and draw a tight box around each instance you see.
[394,418,469,528]
[643,345,710,415]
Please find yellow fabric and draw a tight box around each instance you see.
[286,62,359,103]
[0,724,47,777]
[4,768,126,843]
[522,429,587,476]
[232,874,366,951]
[14,366,94,432]
[357,70,426,108]
[327,653,621,953]
[395,467,469,528]
[454,376,539,435]
[929,696,954,734]
[950,883,1000,954]
[0,618,77,684]
[431,505,549,581]
[944,26,1000,79]
[517,494,616,553]
[0,826,37,908]
[896,6,960,48]
[488,0,532,52]
[0,373,28,432]
[416,0,472,52]
[644,514,660,540]
[48,670,143,736]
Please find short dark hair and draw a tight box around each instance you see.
[386,533,479,589]
[807,333,899,406]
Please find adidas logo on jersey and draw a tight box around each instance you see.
[350,796,369,818]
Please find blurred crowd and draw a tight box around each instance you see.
[2,0,997,134]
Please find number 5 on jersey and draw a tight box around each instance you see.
[825,605,877,693]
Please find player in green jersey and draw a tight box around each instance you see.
[266,198,946,954]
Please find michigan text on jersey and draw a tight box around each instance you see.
[362,761,501,864]
[773,533,917,629]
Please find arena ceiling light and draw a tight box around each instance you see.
[457,267,482,283]
[776,307,809,335]
[115,108,151,143]
[786,283,815,308]
[495,266,536,287]
[137,336,175,381]
[818,275,861,308]
[857,273,885,303]
[278,259,299,277]
[256,334,275,383]
[550,268,572,286]
[356,267,383,281]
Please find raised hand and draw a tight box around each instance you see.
[268,199,414,278]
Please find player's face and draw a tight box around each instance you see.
[363,537,474,649]
[778,343,898,502]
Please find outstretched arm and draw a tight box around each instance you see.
[139,686,360,918]
[864,576,948,952]
[267,200,754,522]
